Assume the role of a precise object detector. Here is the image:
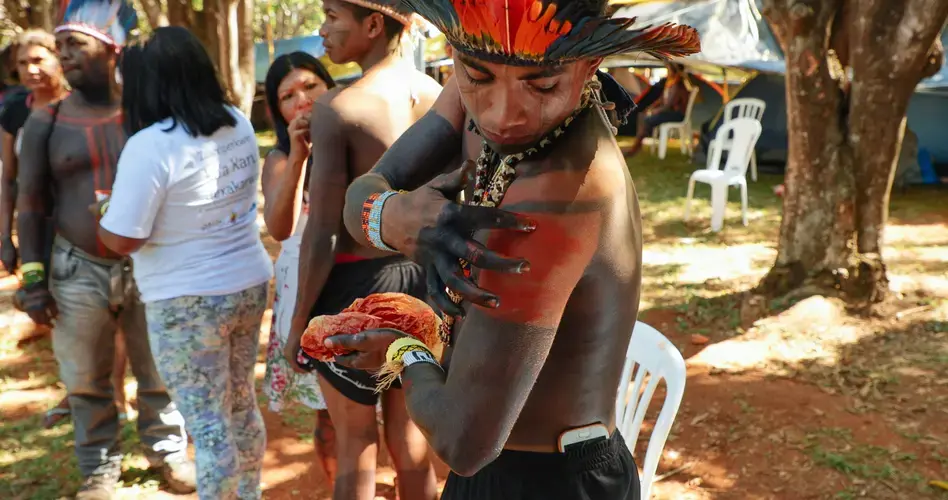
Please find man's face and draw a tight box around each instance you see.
[16,44,61,92]
[453,51,600,155]
[319,0,377,64]
[55,30,115,89]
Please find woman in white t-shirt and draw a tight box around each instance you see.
[96,26,272,499]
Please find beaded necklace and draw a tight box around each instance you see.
[438,84,607,345]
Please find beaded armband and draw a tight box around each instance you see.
[361,190,401,252]
[21,262,45,287]
[375,337,440,391]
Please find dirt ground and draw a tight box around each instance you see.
[1,150,946,499]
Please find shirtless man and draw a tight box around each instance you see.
[282,1,442,498]
[15,1,194,497]
[332,1,699,497]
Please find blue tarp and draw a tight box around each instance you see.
[617,0,948,167]
[614,0,948,91]
[254,36,326,84]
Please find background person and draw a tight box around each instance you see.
[624,62,692,156]
[0,28,132,430]
[15,2,194,496]
[283,1,442,498]
[261,50,339,486]
[0,30,68,274]
[97,26,273,500]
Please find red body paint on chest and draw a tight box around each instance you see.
[477,210,601,327]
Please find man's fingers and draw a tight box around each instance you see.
[29,310,50,326]
[440,233,529,273]
[324,331,392,352]
[427,160,475,196]
[333,352,375,370]
[456,205,537,233]
[426,262,465,317]
[324,332,368,352]
[435,253,500,309]
[288,359,308,374]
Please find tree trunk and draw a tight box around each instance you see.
[167,0,194,27]
[4,0,30,29]
[27,0,56,31]
[137,0,168,30]
[235,0,256,116]
[760,0,857,294]
[760,0,948,303]
[845,0,948,300]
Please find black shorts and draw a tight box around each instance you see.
[441,431,640,500]
[308,255,427,406]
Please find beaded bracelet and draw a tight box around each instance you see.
[361,190,401,252]
[21,262,45,287]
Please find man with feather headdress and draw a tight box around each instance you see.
[15,1,194,497]
[331,1,700,497]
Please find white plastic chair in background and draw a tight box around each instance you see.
[648,87,700,159]
[706,98,766,181]
[684,118,762,232]
[616,321,687,499]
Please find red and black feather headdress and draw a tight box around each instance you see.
[402,0,700,65]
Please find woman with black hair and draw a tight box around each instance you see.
[95,26,272,499]
[260,51,339,485]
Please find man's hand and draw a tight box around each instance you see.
[328,328,407,371]
[283,318,309,374]
[18,283,57,325]
[381,162,537,315]
[1,235,17,273]
[88,197,109,220]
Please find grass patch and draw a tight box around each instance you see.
[0,416,166,499]
[803,428,930,492]
[624,147,785,246]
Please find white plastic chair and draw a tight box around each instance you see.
[616,321,687,499]
[648,87,700,159]
[684,118,762,232]
[707,98,766,181]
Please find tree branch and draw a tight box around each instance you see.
[921,34,945,79]
[136,0,168,29]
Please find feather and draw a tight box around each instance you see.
[58,0,138,47]
[547,18,700,61]
[403,0,700,65]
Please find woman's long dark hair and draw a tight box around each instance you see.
[120,26,236,137]
[264,51,335,154]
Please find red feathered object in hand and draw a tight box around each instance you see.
[301,293,442,362]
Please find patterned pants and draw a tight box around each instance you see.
[146,284,268,500]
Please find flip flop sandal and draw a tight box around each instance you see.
[42,407,71,429]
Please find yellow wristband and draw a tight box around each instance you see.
[99,200,110,217]
[385,336,429,364]
[21,262,44,274]
[378,337,431,393]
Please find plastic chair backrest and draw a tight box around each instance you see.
[616,321,687,499]
[716,118,762,177]
[723,97,766,123]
